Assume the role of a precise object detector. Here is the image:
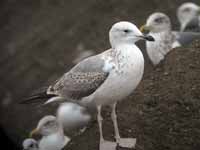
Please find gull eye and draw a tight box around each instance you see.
[45,121,51,126]
[154,17,163,23]
[183,8,191,12]
[124,29,131,33]
[44,121,54,127]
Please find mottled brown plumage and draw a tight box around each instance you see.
[21,52,110,104]
[48,72,108,99]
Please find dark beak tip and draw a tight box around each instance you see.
[146,35,155,42]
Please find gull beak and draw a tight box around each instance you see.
[29,128,39,138]
[140,24,153,33]
[136,35,155,42]
[142,35,155,41]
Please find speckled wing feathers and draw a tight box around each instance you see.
[48,52,110,100]
[49,72,108,99]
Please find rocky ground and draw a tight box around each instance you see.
[0,0,199,150]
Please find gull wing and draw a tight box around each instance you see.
[48,51,112,100]
[173,31,200,46]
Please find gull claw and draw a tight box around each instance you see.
[99,140,117,150]
[116,138,136,149]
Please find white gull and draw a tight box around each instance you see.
[22,21,154,149]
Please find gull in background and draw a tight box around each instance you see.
[21,21,154,150]
[177,2,200,32]
[140,12,179,65]
[140,12,200,66]
[23,102,91,150]
[22,139,38,150]
[29,115,70,150]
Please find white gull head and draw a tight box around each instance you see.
[109,21,154,48]
[35,115,60,136]
[144,12,171,33]
[177,2,200,31]
[30,115,70,150]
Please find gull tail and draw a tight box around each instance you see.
[19,87,56,104]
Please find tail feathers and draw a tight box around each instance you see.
[20,90,56,104]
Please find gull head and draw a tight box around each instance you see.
[177,2,200,31]
[22,138,38,150]
[109,21,154,48]
[140,12,171,33]
[30,115,60,137]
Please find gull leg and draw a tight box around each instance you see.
[111,103,120,140]
[111,103,136,149]
[97,105,116,150]
[97,105,104,142]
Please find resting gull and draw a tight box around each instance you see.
[177,2,200,32]
[21,21,154,149]
[29,115,70,150]
[140,12,200,65]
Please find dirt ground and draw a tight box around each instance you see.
[0,0,200,150]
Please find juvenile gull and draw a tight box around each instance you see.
[22,139,38,150]
[140,12,179,65]
[177,2,200,32]
[30,115,70,150]
[140,12,200,65]
[22,21,154,149]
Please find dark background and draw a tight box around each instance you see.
[0,0,199,149]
